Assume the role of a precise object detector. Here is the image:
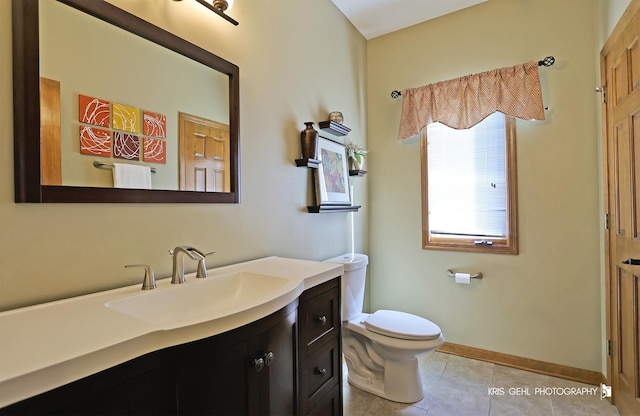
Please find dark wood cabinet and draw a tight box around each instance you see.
[160,300,298,416]
[298,277,342,416]
[1,278,343,416]
[0,353,159,415]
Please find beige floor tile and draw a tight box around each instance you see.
[489,393,552,416]
[342,353,621,416]
[439,355,495,396]
[364,397,428,416]
[427,383,491,416]
[343,381,377,416]
[492,364,550,389]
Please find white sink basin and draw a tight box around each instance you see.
[105,271,291,327]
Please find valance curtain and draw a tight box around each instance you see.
[397,61,544,140]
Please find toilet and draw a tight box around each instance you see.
[324,253,444,403]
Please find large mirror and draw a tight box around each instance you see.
[13,0,240,203]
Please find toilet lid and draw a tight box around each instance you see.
[364,310,441,341]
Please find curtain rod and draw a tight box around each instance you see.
[390,56,555,99]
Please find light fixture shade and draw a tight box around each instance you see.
[205,0,233,11]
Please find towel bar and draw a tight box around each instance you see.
[93,160,156,173]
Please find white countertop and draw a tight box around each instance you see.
[0,256,343,408]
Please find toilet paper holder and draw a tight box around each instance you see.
[446,269,483,279]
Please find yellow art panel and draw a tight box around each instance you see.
[112,102,140,133]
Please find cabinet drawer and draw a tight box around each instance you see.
[299,285,339,349]
[305,339,340,410]
[298,277,342,416]
[308,384,341,416]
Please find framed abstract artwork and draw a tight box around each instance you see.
[315,137,351,206]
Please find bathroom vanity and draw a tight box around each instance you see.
[0,257,343,416]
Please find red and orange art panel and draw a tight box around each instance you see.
[79,95,110,127]
[143,111,167,138]
[80,126,111,157]
[143,137,167,164]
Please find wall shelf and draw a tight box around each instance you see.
[307,205,361,213]
[318,120,351,136]
[295,158,321,168]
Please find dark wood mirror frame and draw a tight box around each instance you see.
[12,0,240,203]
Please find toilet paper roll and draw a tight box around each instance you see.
[454,272,471,284]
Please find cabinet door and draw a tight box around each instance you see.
[165,302,297,416]
[258,308,297,416]
[169,336,254,416]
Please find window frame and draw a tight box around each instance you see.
[420,115,518,254]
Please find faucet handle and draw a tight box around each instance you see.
[125,264,156,290]
[195,251,216,279]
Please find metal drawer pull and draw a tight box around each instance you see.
[317,315,327,325]
[622,258,640,265]
[253,357,265,373]
[264,352,275,366]
[314,367,327,376]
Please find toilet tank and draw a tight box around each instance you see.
[324,253,369,321]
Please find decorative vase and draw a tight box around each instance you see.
[300,122,318,160]
[350,156,364,171]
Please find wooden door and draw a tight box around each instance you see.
[178,112,230,192]
[602,2,640,415]
[39,77,62,185]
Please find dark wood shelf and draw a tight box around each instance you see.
[318,120,351,136]
[307,205,361,213]
[295,158,321,168]
[349,170,367,177]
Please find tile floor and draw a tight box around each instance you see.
[343,352,620,416]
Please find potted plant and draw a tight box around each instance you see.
[346,143,368,170]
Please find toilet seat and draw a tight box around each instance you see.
[364,310,441,341]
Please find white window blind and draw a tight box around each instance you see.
[427,112,507,238]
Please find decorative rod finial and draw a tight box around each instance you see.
[538,56,555,67]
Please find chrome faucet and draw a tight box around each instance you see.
[169,246,207,284]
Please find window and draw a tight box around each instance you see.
[421,112,518,254]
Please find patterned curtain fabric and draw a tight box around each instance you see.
[397,61,544,140]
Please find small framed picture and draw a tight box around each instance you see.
[315,137,351,206]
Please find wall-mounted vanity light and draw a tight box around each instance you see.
[174,0,238,26]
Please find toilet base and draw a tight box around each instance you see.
[342,316,444,404]
[346,356,424,403]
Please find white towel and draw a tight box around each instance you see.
[112,163,152,189]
